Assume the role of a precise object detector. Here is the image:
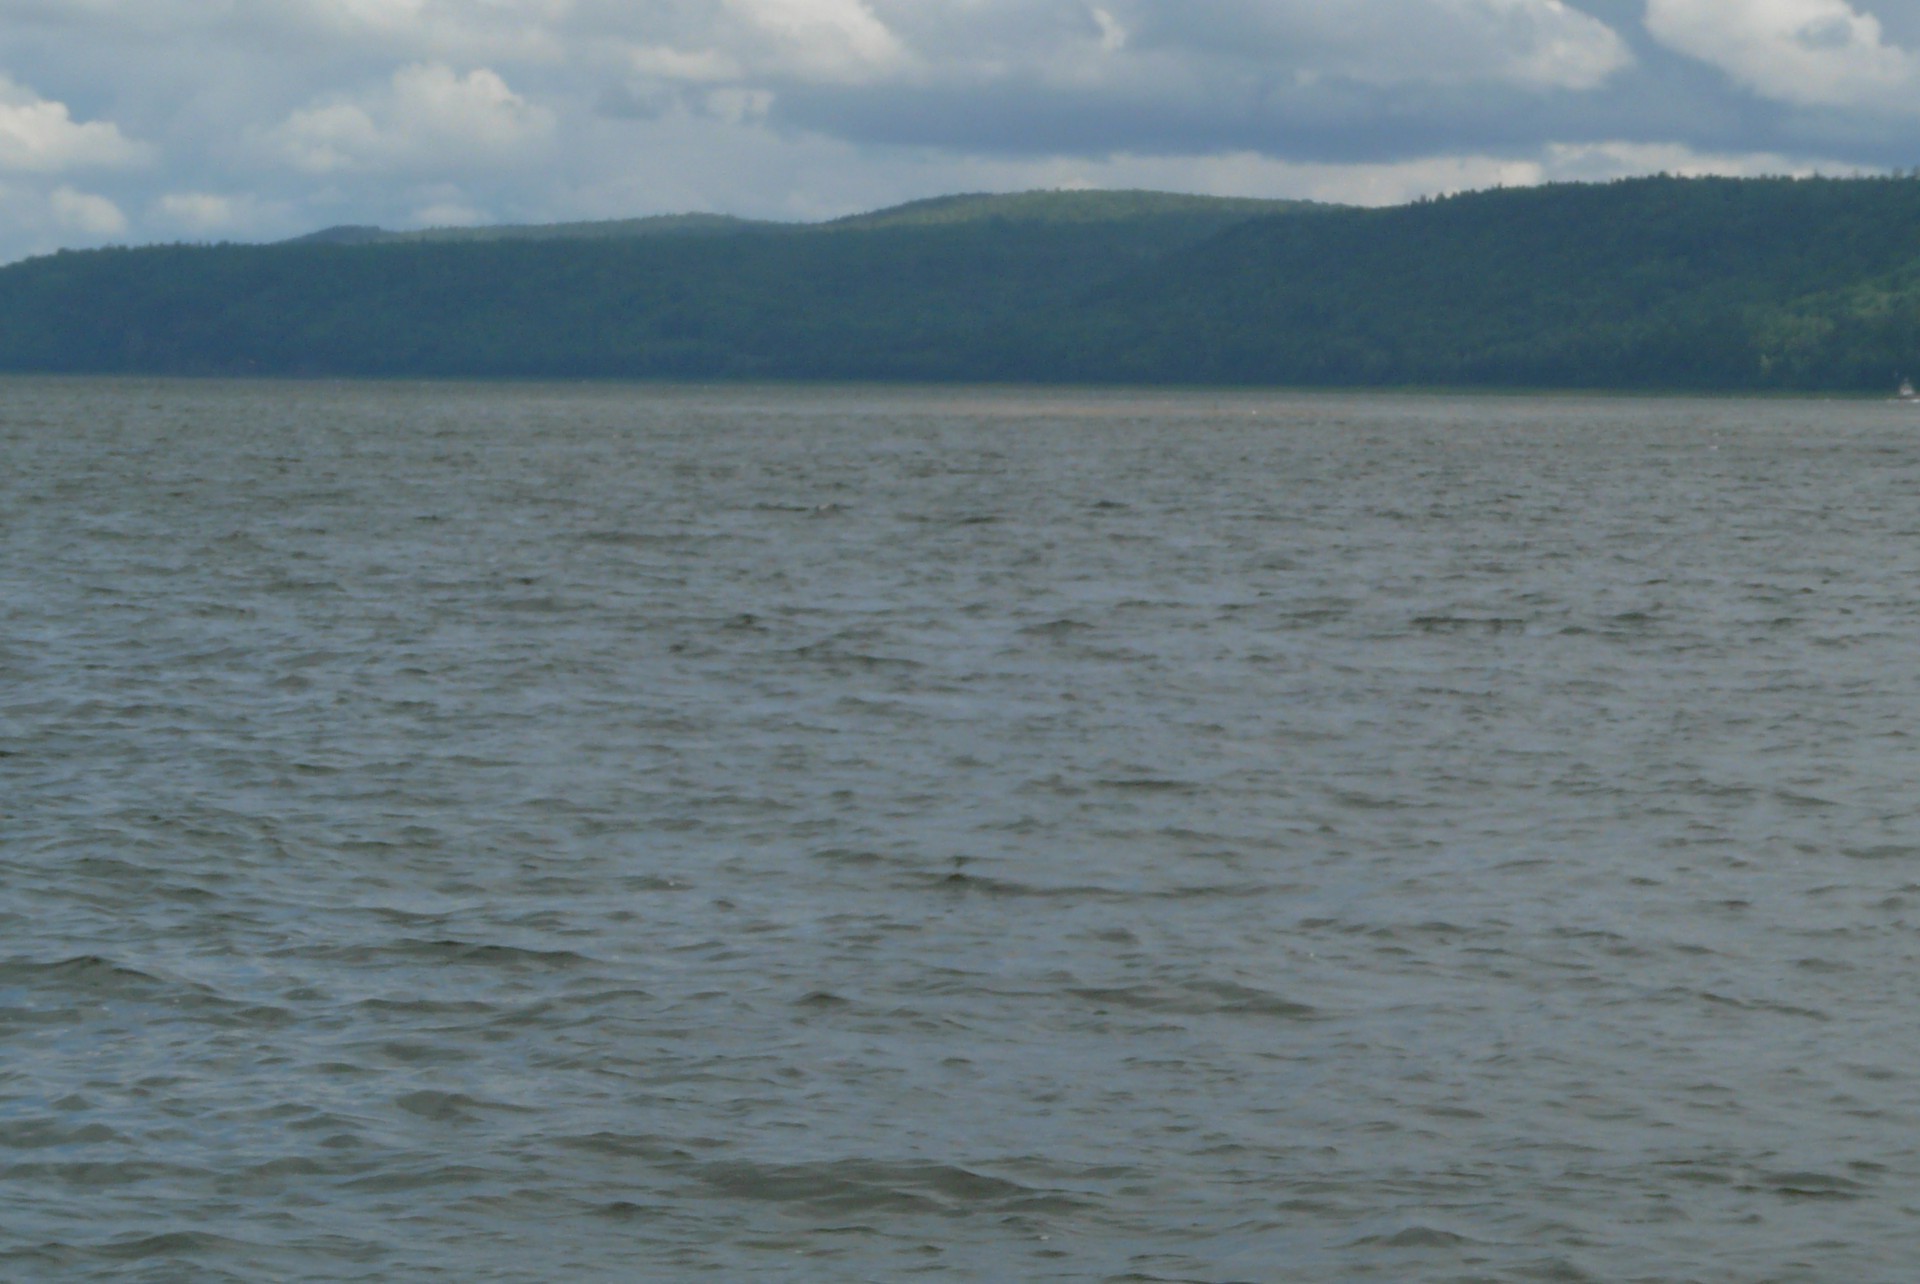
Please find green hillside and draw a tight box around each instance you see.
[286,212,780,245]
[1072,176,1920,389]
[284,190,1317,246]
[823,189,1321,230]
[5,178,1920,388]
[0,191,1320,379]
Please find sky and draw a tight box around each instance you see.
[0,0,1917,260]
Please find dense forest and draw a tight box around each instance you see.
[5,178,1920,389]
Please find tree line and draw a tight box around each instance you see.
[2,178,1919,390]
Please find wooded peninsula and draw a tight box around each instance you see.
[5,176,1920,390]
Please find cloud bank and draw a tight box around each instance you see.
[0,0,1909,260]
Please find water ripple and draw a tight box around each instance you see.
[6,380,1920,1279]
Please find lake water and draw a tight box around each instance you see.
[7,378,1920,1281]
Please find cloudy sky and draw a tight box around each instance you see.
[0,0,1915,260]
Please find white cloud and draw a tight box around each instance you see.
[156,191,233,229]
[268,62,555,173]
[1535,139,1865,182]
[412,198,486,226]
[725,0,906,81]
[153,190,272,235]
[626,44,744,84]
[916,148,1564,210]
[845,0,1631,93]
[702,86,776,123]
[1493,0,1637,90]
[0,0,1912,265]
[0,74,144,172]
[596,0,1634,161]
[892,139,1860,211]
[0,177,137,258]
[50,183,126,234]
[1645,0,1920,109]
[1113,0,1634,92]
[600,0,1629,117]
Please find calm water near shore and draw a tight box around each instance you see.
[9,378,1920,1281]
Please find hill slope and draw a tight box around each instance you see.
[4,178,1920,388]
[285,213,781,245]
[283,190,1318,246]
[1071,176,1920,389]
[823,189,1321,230]
[0,191,1325,379]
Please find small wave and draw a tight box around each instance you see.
[921,869,1274,902]
[1349,1225,1478,1249]
[557,1132,715,1163]
[394,1090,533,1122]
[1843,845,1920,861]
[1071,979,1319,1020]
[1097,777,1201,793]
[378,939,596,970]
[497,594,578,614]
[589,1200,654,1220]
[0,1120,128,1149]
[570,530,691,547]
[752,502,846,516]
[1019,618,1095,637]
[693,1158,1084,1216]
[0,1160,207,1189]
[788,644,923,670]
[923,870,1114,899]
[0,955,195,1000]
[93,1231,251,1262]
[1751,1170,1869,1200]
[809,847,893,867]
[341,1164,496,1193]
[1410,615,1528,635]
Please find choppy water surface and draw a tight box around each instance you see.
[9,379,1920,1281]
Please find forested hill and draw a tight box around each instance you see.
[0,190,1326,380]
[5,177,1920,389]
[284,212,780,245]
[1073,177,1920,389]
[281,190,1316,246]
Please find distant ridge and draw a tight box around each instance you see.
[280,189,1326,245]
[9,177,1920,390]
[282,212,783,246]
[820,189,1325,230]
[289,225,388,245]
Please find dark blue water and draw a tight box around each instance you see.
[7,379,1920,1281]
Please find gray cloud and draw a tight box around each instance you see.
[0,1,1909,263]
